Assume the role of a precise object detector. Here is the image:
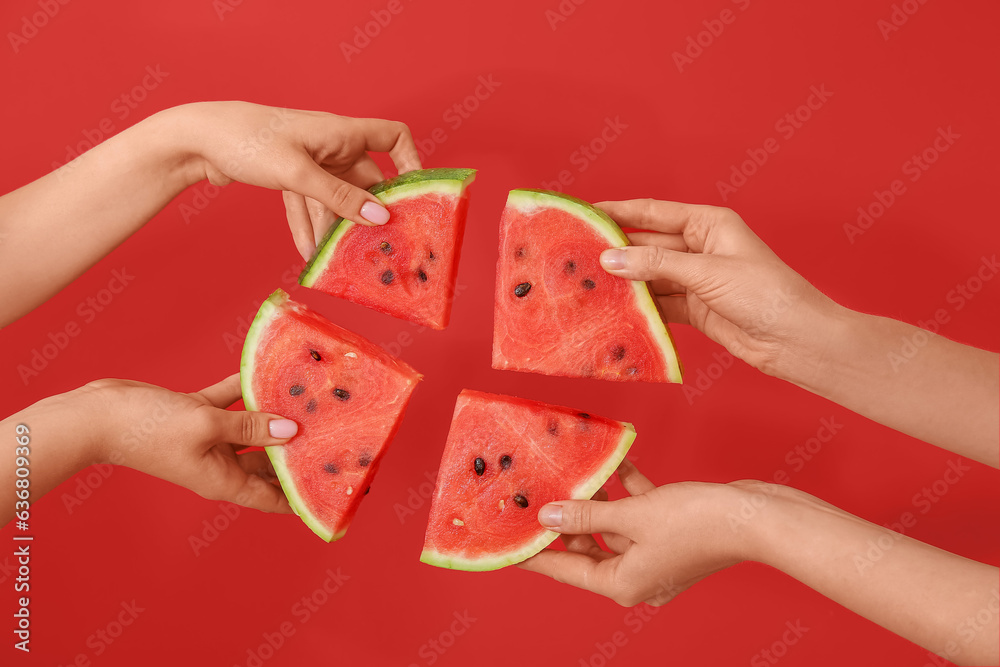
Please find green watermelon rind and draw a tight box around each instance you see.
[418,421,637,572]
[505,189,683,384]
[298,168,477,288]
[239,288,342,543]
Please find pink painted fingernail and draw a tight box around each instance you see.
[360,201,390,225]
[601,249,626,270]
[538,504,563,528]
[269,419,298,439]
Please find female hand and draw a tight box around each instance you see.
[596,200,844,386]
[183,101,422,260]
[518,459,748,606]
[0,101,421,325]
[3,373,296,524]
[596,199,999,465]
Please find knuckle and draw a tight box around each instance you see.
[241,414,260,444]
[643,246,667,273]
[327,181,359,211]
[569,502,591,534]
[394,121,413,141]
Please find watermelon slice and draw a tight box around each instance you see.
[240,289,421,541]
[299,168,476,330]
[420,390,636,571]
[492,189,683,383]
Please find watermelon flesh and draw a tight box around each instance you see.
[493,189,683,383]
[299,168,476,330]
[420,390,636,571]
[240,289,421,541]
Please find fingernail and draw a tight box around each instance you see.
[601,248,626,270]
[538,504,563,528]
[360,201,390,225]
[269,419,298,439]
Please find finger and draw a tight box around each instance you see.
[600,532,632,555]
[196,374,243,408]
[290,159,391,227]
[304,196,337,245]
[649,278,687,296]
[656,295,690,325]
[596,199,711,250]
[210,407,298,448]
[350,118,422,174]
[283,191,317,260]
[517,550,630,604]
[237,451,278,481]
[625,231,689,253]
[592,487,609,502]
[617,458,656,496]
[600,244,711,287]
[537,498,634,539]
[212,461,292,514]
[560,533,613,561]
[338,153,385,189]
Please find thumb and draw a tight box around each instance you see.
[538,498,630,538]
[213,409,298,448]
[291,159,390,226]
[600,245,709,287]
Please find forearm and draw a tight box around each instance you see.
[1,390,104,525]
[747,485,999,665]
[780,307,999,466]
[0,105,206,326]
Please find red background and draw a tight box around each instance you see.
[1,0,998,665]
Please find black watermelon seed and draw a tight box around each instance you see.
[333,388,350,401]
[381,270,394,285]
[323,463,338,474]
[306,399,317,413]
[582,278,596,290]
[429,251,435,261]
[578,412,591,419]
[547,420,559,436]
[613,345,626,361]
[310,349,321,361]
[564,260,577,274]
[515,247,526,259]
[417,269,428,283]
[627,367,638,375]
[359,453,372,467]
[473,457,485,476]
[379,241,392,255]
[289,384,305,396]
[513,494,529,508]
[514,282,532,298]
[500,455,512,470]
[364,486,370,495]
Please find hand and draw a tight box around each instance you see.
[178,101,422,260]
[596,200,845,385]
[518,460,748,606]
[77,373,298,513]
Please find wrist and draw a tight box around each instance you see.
[766,301,863,393]
[25,387,110,472]
[141,104,211,189]
[721,481,806,566]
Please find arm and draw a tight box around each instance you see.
[519,461,999,666]
[1,374,297,525]
[596,200,999,466]
[0,101,421,327]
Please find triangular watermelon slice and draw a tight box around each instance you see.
[420,390,636,571]
[299,168,476,330]
[492,189,683,383]
[240,289,421,541]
